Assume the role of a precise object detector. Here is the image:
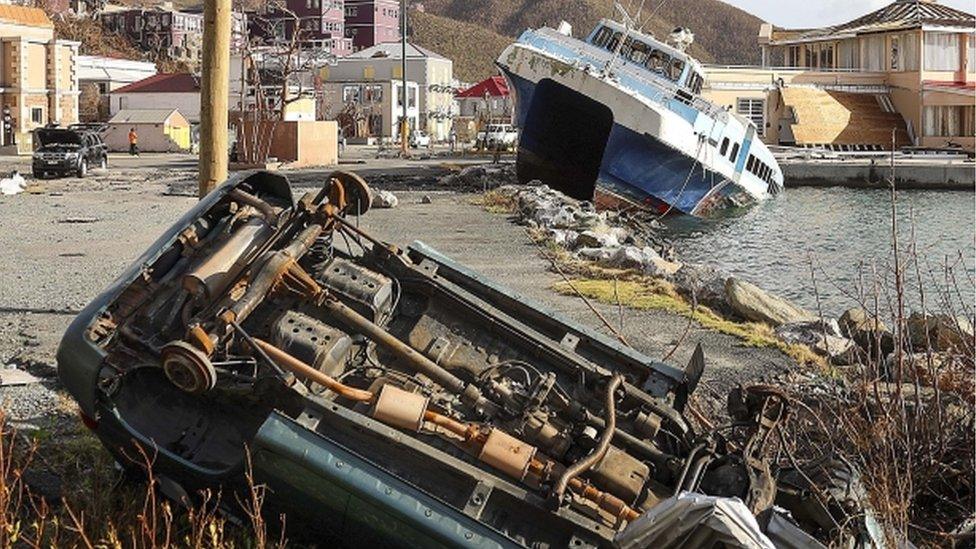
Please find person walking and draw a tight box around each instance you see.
[128,127,139,156]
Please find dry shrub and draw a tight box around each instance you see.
[0,411,286,548]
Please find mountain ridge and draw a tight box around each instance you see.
[412,0,766,81]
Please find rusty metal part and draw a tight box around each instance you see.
[740,385,787,513]
[161,340,217,394]
[633,410,662,440]
[186,324,215,355]
[183,216,273,300]
[227,188,279,222]
[588,446,651,504]
[422,409,478,440]
[316,292,489,409]
[568,477,640,523]
[553,374,623,503]
[373,384,429,432]
[478,428,537,481]
[253,338,374,402]
[313,171,372,215]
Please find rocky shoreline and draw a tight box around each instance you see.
[483,180,974,371]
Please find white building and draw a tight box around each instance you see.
[320,42,456,140]
[108,73,201,123]
[76,55,157,121]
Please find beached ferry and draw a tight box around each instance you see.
[497,19,784,217]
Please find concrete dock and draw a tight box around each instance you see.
[777,154,974,190]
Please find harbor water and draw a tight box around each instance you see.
[666,186,976,317]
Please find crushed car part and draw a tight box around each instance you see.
[58,170,819,547]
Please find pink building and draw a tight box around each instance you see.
[248,0,353,57]
[344,0,400,52]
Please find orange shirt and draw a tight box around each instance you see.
[128,131,138,144]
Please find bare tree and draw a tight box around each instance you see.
[234,0,336,163]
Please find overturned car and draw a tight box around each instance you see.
[59,171,827,547]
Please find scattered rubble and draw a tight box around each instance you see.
[775,319,857,363]
[372,189,399,208]
[0,171,26,195]
[839,308,895,356]
[906,312,974,352]
[437,163,516,189]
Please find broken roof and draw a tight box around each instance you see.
[771,0,975,44]
[112,73,200,94]
[456,76,509,98]
[0,4,53,29]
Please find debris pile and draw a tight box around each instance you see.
[494,183,680,276]
[438,163,517,190]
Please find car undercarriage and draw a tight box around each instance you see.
[58,171,835,547]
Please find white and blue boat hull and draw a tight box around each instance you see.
[497,25,783,217]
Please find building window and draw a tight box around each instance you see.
[737,98,765,137]
[30,107,43,124]
[970,36,976,73]
[786,46,801,67]
[924,32,961,71]
[819,43,834,69]
[837,39,858,69]
[861,34,885,71]
[923,105,975,137]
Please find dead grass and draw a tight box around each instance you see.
[553,278,827,368]
[474,189,518,214]
[0,408,285,548]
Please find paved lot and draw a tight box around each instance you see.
[0,154,791,425]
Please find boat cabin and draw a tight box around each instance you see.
[586,20,705,95]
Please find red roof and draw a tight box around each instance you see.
[112,73,200,94]
[456,76,509,98]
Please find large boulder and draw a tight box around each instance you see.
[672,264,731,315]
[776,319,858,364]
[724,278,816,326]
[838,308,895,357]
[600,246,681,278]
[575,230,619,249]
[906,313,974,352]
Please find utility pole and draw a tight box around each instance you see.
[198,0,232,197]
[399,0,409,155]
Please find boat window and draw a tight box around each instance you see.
[747,155,755,173]
[591,26,614,48]
[687,72,703,95]
[644,50,671,76]
[669,59,685,81]
[719,137,729,156]
[729,142,739,162]
[626,39,650,64]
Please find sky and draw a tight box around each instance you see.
[720,0,976,28]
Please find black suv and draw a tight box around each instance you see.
[32,126,108,179]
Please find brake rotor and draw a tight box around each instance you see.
[161,341,217,394]
[328,170,372,216]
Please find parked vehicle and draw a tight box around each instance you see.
[476,123,518,150]
[32,127,108,179]
[409,130,431,148]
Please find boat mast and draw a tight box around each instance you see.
[603,0,644,76]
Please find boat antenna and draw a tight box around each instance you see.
[604,1,640,75]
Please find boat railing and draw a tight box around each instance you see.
[612,61,730,122]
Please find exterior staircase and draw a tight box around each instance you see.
[781,88,911,149]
